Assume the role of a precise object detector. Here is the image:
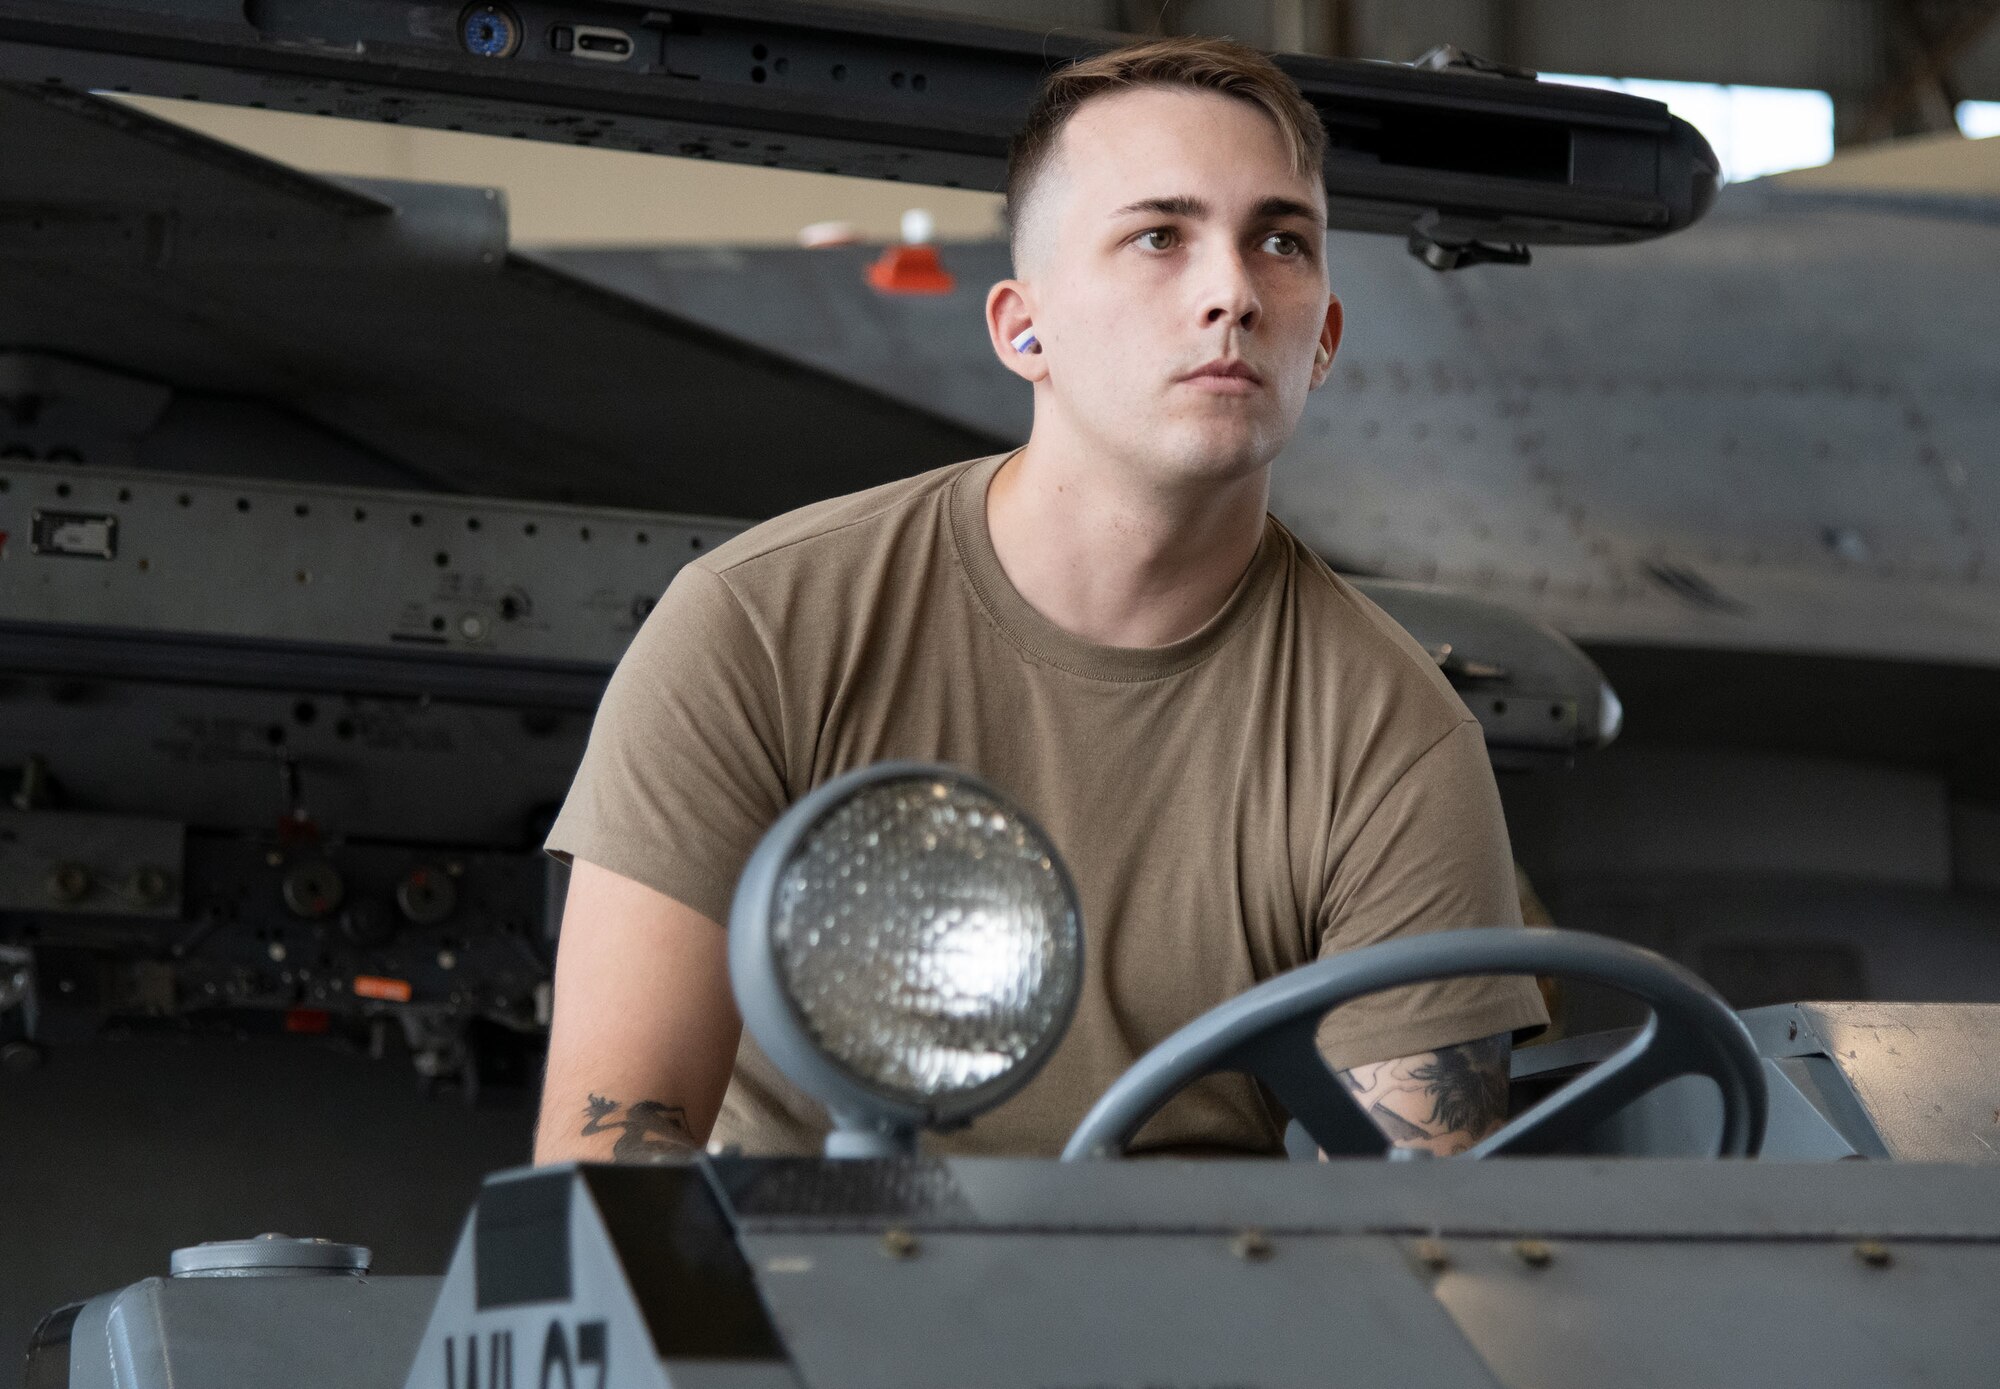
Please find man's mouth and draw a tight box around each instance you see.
[1178,358,1263,394]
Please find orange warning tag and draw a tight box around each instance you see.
[353,975,413,1003]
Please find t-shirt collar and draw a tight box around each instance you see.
[948,449,1284,682]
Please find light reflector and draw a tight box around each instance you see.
[731,764,1084,1144]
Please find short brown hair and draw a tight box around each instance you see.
[1004,36,1327,262]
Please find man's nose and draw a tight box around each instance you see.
[1198,247,1262,334]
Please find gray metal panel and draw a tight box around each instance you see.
[1329,577,1618,759]
[721,1157,2000,1240]
[1270,186,2000,668]
[59,1294,115,1389]
[1747,1001,2000,1162]
[0,460,741,666]
[1767,1056,1887,1160]
[1430,1236,2000,1389]
[66,1273,438,1389]
[738,1230,1502,1389]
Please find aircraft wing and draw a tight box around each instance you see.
[0,80,1002,515]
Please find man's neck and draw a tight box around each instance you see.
[984,432,1271,649]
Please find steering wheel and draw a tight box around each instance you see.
[1060,928,1767,1161]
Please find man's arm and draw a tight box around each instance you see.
[533,858,742,1164]
[1311,715,1544,1150]
[1336,1031,1511,1157]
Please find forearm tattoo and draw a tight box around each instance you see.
[580,1092,698,1162]
[1336,1033,1511,1157]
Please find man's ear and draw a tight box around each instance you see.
[985,279,1048,384]
[1311,295,1345,389]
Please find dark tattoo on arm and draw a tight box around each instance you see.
[1410,1036,1511,1136]
[1335,1033,1512,1156]
[580,1093,697,1162]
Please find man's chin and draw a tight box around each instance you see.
[1149,423,1282,484]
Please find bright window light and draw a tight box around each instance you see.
[1544,73,1835,183]
[1960,101,2000,138]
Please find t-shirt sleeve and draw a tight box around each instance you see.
[543,563,789,928]
[1312,718,1549,1072]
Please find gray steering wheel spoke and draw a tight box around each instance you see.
[1061,928,1767,1162]
[1469,1018,1674,1156]
[1229,1018,1388,1158]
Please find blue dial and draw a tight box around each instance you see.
[459,5,520,58]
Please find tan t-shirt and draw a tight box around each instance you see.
[546,451,1546,1157]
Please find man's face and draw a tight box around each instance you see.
[1015,86,1335,485]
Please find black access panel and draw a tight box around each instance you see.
[0,0,1717,262]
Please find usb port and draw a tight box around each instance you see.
[571,25,633,60]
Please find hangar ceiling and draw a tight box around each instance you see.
[1782,120,2000,187]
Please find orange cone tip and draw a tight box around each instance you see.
[866,243,955,295]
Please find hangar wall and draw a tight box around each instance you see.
[0,1035,532,1369]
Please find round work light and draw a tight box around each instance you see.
[729,763,1084,1155]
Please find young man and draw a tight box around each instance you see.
[535,36,1546,1164]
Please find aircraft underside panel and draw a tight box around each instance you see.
[0,0,1717,251]
[556,201,2000,669]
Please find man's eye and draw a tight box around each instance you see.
[1137,227,1179,252]
[1264,232,1305,257]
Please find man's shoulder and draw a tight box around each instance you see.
[693,454,995,582]
[1269,519,1470,719]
